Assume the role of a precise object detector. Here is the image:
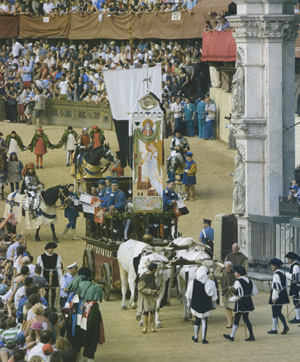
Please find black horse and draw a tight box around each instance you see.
[83,143,114,166]
[24,185,70,242]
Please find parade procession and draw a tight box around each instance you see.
[1,0,300,359]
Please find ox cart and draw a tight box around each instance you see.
[82,236,174,302]
[82,238,120,301]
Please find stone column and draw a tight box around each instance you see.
[228,0,298,258]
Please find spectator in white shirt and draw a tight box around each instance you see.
[11,39,24,58]
[43,0,54,14]
[58,75,68,100]
[27,330,53,362]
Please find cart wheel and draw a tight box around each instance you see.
[102,263,111,301]
[82,249,95,281]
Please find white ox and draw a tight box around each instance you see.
[171,237,222,321]
[118,239,170,328]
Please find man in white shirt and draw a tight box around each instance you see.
[204,96,216,140]
[11,39,24,58]
[171,97,183,134]
[27,330,53,362]
[58,75,68,100]
[14,276,33,308]
[43,0,55,14]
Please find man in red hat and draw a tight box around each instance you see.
[90,125,105,149]
[28,129,53,169]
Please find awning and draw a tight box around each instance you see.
[201,30,236,62]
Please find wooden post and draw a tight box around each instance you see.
[127,22,133,66]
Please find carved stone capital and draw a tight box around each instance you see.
[229,15,299,42]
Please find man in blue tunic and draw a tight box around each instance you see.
[182,152,197,201]
[163,179,179,240]
[101,179,126,242]
[104,176,112,199]
[199,219,214,257]
[62,184,80,240]
[97,179,106,200]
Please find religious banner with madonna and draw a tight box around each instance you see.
[132,110,164,211]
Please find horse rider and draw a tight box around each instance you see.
[76,127,91,167]
[21,162,44,216]
[167,129,190,187]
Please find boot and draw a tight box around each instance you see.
[142,315,148,333]
[226,309,233,328]
[190,185,195,201]
[62,227,70,239]
[184,185,190,201]
[150,313,156,332]
[71,230,79,240]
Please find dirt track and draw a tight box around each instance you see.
[0,123,298,362]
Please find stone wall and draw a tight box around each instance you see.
[209,87,232,142]
[0,99,114,130]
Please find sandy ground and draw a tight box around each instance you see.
[0,123,298,362]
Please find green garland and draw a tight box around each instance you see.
[28,132,53,152]
[90,128,105,144]
[102,210,174,221]
[5,134,26,151]
[54,129,78,149]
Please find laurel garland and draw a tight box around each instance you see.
[102,210,174,221]
[90,128,105,144]
[5,134,26,151]
[54,130,78,149]
[28,132,53,152]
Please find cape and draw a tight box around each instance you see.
[6,134,26,151]
[90,128,105,143]
[28,132,52,152]
[54,129,78,149]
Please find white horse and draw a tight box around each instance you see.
[118,239,170,328]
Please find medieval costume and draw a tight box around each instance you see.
[221,262,236,328]
[55,126,78,166]
[186,266,218,344]
[6,131,26,156]
[182,151,197,201]
[62,184,80,240]
[90,125,105,149]
[223,266,258,342]
[28,129,53,169]
[100,179,126,242]
[64,267,104,362]
[138,263,158,333]
[285,252,300,323]
[0,132,7,152]
[167,129,190,192]
[111,151,124,177]
[37,242,62,309]
[267,258,290,335]
[21,162,43,215]
[7,152,23,192]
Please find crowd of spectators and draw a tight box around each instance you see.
[0,214,77,362]
[0,37,210,131]
[203,14,231,32]
[0,0,198,16]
